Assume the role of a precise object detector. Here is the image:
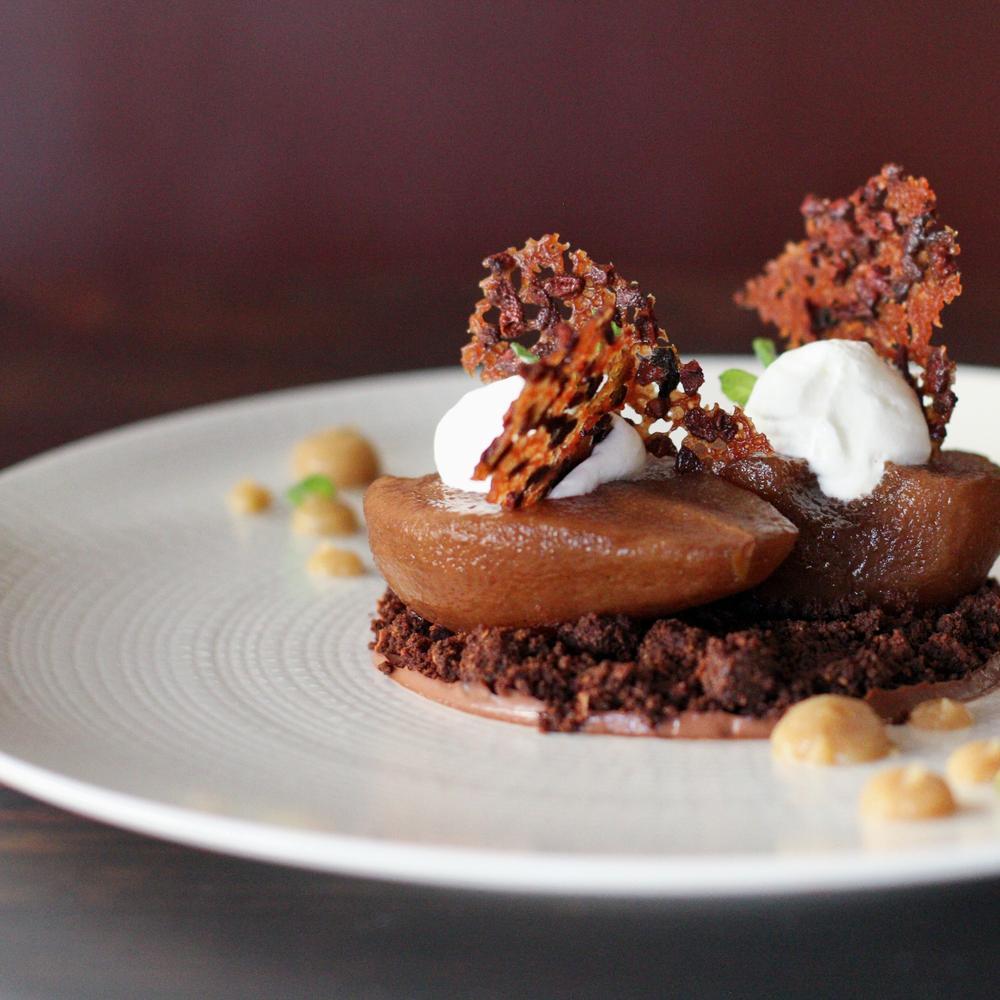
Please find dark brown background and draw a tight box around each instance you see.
[0,3,998,997]
[2,0,998,469]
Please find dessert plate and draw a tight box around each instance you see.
[0,359,997,897]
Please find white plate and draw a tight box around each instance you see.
[0,358,997,897]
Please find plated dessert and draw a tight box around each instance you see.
[367,166,1000,738]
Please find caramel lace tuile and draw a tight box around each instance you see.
[737,164,962,444]
[462,235,768,508]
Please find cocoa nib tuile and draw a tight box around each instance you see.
[462,234,772,508]
[737,164,961,444]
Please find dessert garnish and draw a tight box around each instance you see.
[287,473,336,505]
[907,697,973,731]
[292,493,359,537]
[715,165,996,608]
[719,337,777,406]
[741,339,932,501]
[308,543,365,578]
[292,426,380,488]
[769,694,891,766]
[859,765,957,821]
[461,234,767,508]
[286,473,359,536]
[227,478,273,515]
[434,373,648,501]
[366,166,1000,741]
[228,433,368,579]
[946,740,1000,785]
[736,163,961,444]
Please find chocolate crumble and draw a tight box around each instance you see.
[371,582,1000,732]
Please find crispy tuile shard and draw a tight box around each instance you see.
[736,164,961,444]
[463,234,656,383]
[463,236,769,508]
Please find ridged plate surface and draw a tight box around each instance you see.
[0,359,997,895]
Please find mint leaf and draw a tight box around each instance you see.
[752,337,777,368]
[719,369,757,407]
[287,474,336,506]
[511,343,539,364]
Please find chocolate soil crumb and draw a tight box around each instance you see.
[370,581,1000,732]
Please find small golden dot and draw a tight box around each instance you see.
[307,544,365,578]
[946,740,1000,785]
[771,694,891,766]
[859,765,956,822]
[227,479,272,515]
[292,427,380,487]
[291,495,359,536]
[908,698,973,731]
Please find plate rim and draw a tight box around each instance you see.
[1,361,998,897]
[0,746,997,896]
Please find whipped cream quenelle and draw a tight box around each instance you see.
[434,375,647,499]
[744,340,931,502]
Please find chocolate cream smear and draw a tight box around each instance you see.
[371,583,1000,737]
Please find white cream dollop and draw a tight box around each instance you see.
[433,375,647,499]
[744,340,931,502]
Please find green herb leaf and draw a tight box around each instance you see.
[287,474,336,506]
[719,369,757,408]
[752,337,777,368]
[511,343,539,364]
[611,321,623,340]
